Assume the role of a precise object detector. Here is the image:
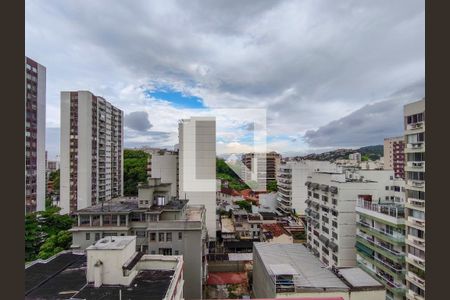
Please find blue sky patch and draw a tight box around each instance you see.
[146,88,206,109]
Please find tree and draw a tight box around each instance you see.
[48,169,60,194]
[37,231,72,260]
[235,200,252,212]
[24,206,74,262]
[124,149,150,196]
[266,180,278,192]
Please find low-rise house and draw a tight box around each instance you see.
[261,223,294,244]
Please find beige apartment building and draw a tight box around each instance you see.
[384,136,406,179]
[241,151,281,188]
[60,91,124,214]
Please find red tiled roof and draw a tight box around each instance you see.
[221,188,241,196]
[262,223,290,237]
[206,272,248,285]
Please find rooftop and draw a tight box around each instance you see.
[262,223,290,238]
[87,236,135,250]
[74,269,175,300]
[75,197,188,214]
[221,217,235,233]
[337,268,383,290]
[25,251,178,300]
[207,272,248,285]
[254,243,348,291]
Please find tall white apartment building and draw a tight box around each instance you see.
[60,91,124,214]
[276,160,340,216]
[305,169,404,269]
[150,151,179,197]
[25,57,46,213]
[403,99,425,300]
[178,117,216,240]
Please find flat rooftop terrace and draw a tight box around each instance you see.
[25,252,176,300]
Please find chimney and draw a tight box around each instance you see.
[94,260,103,288]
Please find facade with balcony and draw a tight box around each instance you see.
[305,169,405,271]
[25,57,46,213]
[403,99,425,300]
[276,161,340,216]
[60,91,124,214]
[69,178,207,300]
[355,198,406,300]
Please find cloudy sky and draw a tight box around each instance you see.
[25,0,424,160]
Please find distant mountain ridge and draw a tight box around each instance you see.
[294,145,384,161]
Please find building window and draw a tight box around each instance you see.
[332,221,338,228]
[151,250,156,254]
[159,248,172,255]
[95,233,100,241]
[174,250,179,255]
[321,195,328,202]
[166,232,172,242]
[86,233,90,240]
[332,198,337,205]
[332,232,338,239]
[159,233,165,242]
[313,193,319,199]
[178,232,183,240]
[136,230,146,237]
[150,232,156,241]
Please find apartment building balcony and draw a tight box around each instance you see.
[278,187,291,196]
[356,221,405,244]
[404,142,425,153]
[278,191,291,200]
[356,234,405,263]
[356,199,405,225]
[277,177,292,184]
[406,216,425,230]
[356,249,404,279]
[406,271,425,291]
[406,256,425,273]
[406,180,425,191]
[357,262,406,296]
[406,161,425,170]
[406,235,425,250]
[405,198,425,211]
[405,121,425,132]
[406,289,425,300]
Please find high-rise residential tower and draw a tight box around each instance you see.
[403,99,425,300]
[25,57,46,213]
[384,136,406,179]
[60,91,123,214]
[276,160,340,216]
[241,151,281,188]
[178,117,216,240]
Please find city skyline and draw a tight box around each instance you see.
[25,0,424,160]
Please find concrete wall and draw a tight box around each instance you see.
[35,63,46,212]
[77,92,93,210]
[60,92,71,214]
[151,153,178,197]
[179,117,216,239]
